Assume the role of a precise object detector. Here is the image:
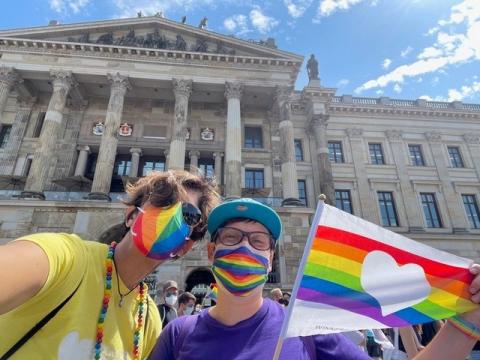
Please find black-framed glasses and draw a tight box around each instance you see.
[214,227,274,251]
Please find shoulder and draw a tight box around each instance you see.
[313,333,371,360]
[150,314,194,359]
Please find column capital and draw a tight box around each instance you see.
[107,73,132,94]
[345,127,363,138]
[425,131,442,143]
[77,145,91,153]
[172,78,192,98]
[188,150,200,158]
[274,85,293,103]
[50,70,76,90]
[213,152,224,159]
[17,98,37,110]
[0,66,21,87]
[385,129,403,142]
[225,81,243,100]
[163,149,169,156]
[130,147,143,155]
[310,114,329,129]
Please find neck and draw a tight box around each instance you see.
[209,287,264,326]
[114,237,162,290]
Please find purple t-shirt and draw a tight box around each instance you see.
[149,299,370,359]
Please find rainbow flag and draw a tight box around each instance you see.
[282,202,478,338]
[205,283,218,301]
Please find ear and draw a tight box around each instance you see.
[207,242,216,262]
[125,206,138,228]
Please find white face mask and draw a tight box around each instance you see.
[184,305,194,315]
[165,294,177,306]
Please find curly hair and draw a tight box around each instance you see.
[122,170,220,241]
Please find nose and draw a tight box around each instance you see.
[239,233,250,246]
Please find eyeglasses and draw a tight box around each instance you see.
[214,227,274,251]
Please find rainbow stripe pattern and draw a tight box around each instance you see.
[297,224,478,327]
[131,202,190,260]
[206,283,218,301]
[212,246,269,297]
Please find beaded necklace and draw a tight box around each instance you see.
[94,242,146,360]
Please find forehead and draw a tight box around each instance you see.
[225,219,269,233]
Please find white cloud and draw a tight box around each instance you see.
[447,80,480,101]
[400,46,413,58]
[336,78,350,87]
[315,0,377,20]
[382,58,392,69]
[393,83,402,93]
[284,0,314,18]
[223,14,250,35]
[376,89,383,95]
[49,0,90,14]
[355,0,480,93]
[250,6,279,33]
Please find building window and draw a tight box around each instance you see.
[113,156,131,176]
[0,125,12,148]
[141,158,165,176]
[448,146,464,168]
[23,157,33,177]
[335,190,353,214]
[462,194,480,229]
[198,159,215,179]
[420,193,442,228]
[409,144,425,166]
[298,180,307,206]
[369,143,385,165]
[328,141,344,163]
[32,112,46,138]
[244,127,263,149]
[294,139,304,161]
[85,153,97,180]
[377,191,399,227]
[245,169,264,189]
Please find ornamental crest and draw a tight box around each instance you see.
[92,122,104,136]
[185,128,191,140]
[119,123,133,137]
[200,128,214,141]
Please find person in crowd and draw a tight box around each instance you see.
[158,281,179,328]
[421,321,443,346]
[279,291,291,306]
[0,170,219,359]
[177,292,196,317]
[151,197,480,360]
[194,304,203,314]
[270,288,283,303]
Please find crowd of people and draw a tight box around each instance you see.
[1,169,480,359]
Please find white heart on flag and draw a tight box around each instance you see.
[361,250,431,316]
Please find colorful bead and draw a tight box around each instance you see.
[94,241,146,360]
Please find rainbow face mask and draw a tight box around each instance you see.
[131,202,190,260]
[212,246,269,297]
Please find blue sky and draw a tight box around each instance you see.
[1,0,479,103]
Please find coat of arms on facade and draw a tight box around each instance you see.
[119,123,133,136]
[200,128,214,141]
[185,128,191,140]
[92,122,104,136]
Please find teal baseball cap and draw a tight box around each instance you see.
[207,198,282,241]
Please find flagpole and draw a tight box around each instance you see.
[272,197,326,360]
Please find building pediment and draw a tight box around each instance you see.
[0,16,303,61]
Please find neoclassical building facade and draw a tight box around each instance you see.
[0,16,479,299]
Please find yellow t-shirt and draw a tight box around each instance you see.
[0,233,161,360]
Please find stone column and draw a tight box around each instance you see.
[224,82,243,198]
[188,150,200,172]
[129,147,142,178]
[311,115,335,205]
[168,79,192,170]
[275,86,300,205]
[385,130,424,231]
[426,131,469,232]
[89,73,131,199]
[23,71,75,198]
[0,66,20,118]
[74,145,91,177]
[346,127,378,223]
[213,152,224,185]
[464,134,480,180]
[0,100,33,175]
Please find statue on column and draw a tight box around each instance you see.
[306,54,319,81]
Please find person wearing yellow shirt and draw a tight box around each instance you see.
[0,170,220,360]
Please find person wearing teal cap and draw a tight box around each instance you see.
[150,198,370,359]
